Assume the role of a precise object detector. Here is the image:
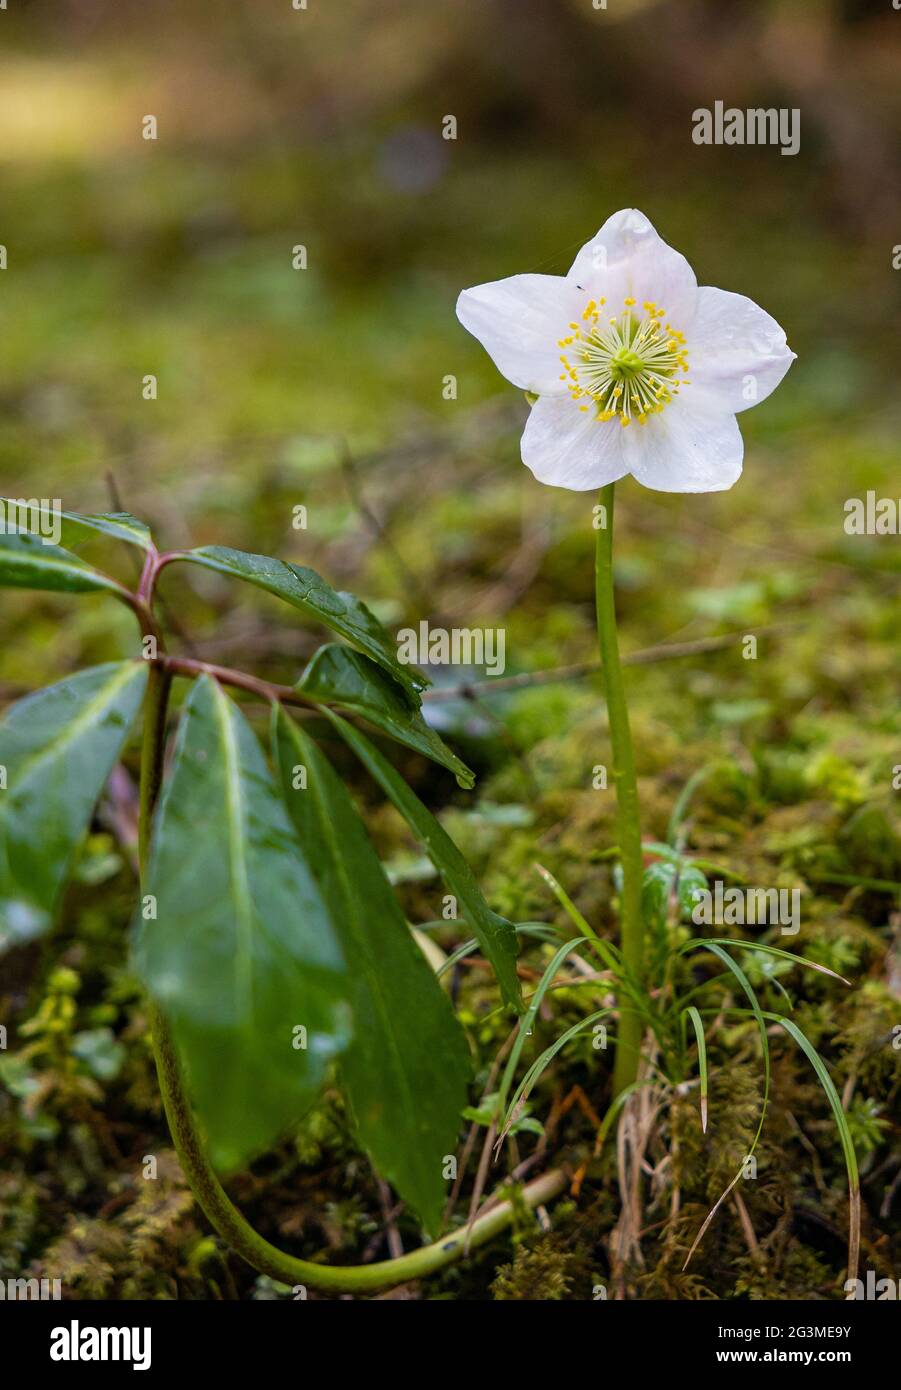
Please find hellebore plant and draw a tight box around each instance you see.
[0,512,569,1295]
[458,209,859,1281]
[0,212,859,1296]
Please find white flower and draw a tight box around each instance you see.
[456,209,795,493]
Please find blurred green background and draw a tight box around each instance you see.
[1,0,899,1300]
[0,0,898,822]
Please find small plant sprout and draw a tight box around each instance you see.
[458,214,859,1283]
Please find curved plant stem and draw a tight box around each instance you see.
[138,660,566,1293]
[161,654,305,707]
[595,484,645,1095]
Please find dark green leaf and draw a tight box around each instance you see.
[298,644,474,789]
[133,677,350,1173]
[0,662,147,951]
[272,709,470,1233]
[1,500,153,553]
[181,545,427,700]
[58,511,153,552]
[0,530,127,596]
[329,714,523,1013]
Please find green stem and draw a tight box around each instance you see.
[138,661,566,1293]
[595,484,645,1095]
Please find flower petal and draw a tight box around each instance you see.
[456,274,586,395]
[567,209,698,327]
[621,392,743,493]
[688,287,796,413]
[520,395,628,492]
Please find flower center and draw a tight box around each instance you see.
[558,298,690,427]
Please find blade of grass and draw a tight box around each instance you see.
[763,1011,860,1286]
[533,864,650,1012]
[642,841,744,881]
[680,936,850,987]
[494,938,588,1130]
[807,871,901,895]
[515,922,571,942]
[534,864,609,952]
[436,920,569,981]
[680,942,771,1270]
[667,763,719,846]
[498,1008,615,1144]
[683,1005,708,1133]
[436,938,479,977]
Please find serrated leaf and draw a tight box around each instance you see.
[133,676,350,1173]
[181,545,427,700]
[0,530,126,596]
[273,708,470,1233]
[297,644,474,789]
[328,714,523,1013]
[0,500,153,552]
[0,662,147,951]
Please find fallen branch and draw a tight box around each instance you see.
[421,625,794,703]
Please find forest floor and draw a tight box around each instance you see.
[1,104,899,1299]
